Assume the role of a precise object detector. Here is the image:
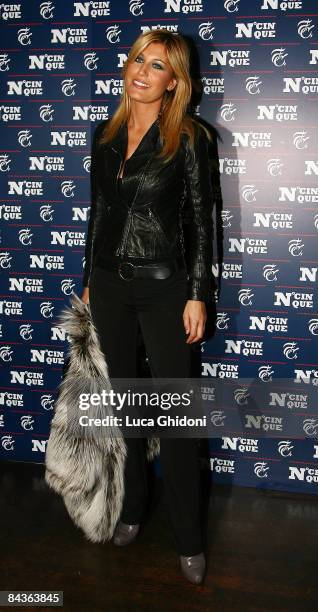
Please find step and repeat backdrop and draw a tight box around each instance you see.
[0,0,317,494]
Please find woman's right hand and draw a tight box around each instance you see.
[81,287,89,304]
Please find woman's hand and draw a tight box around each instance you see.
[183,300,207,344]
[81,287,89,305]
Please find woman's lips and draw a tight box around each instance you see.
[132,79,150,89]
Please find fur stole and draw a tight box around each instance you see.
[45,292,160,543]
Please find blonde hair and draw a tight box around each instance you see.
[99,29,210,162]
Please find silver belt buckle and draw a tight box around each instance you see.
[118,261,134,281]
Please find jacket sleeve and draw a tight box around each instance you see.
[82,121,107,288]
[183,124,215,303]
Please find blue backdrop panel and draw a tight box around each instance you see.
[0,0,317,494]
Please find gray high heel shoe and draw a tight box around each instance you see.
[113,521,140,546]
[180,552,206,585]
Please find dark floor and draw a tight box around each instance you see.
[1,460,318,612]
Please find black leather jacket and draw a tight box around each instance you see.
[82,116,214,302]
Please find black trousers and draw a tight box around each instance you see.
[89,263,203,556]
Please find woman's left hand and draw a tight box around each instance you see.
[183,300,207,344]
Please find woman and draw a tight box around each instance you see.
[81,29,214,585]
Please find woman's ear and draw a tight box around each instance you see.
[167,78,177,92]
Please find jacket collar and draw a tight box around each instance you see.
[109,117,160,158]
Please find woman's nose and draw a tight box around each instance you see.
[137,63,148,77]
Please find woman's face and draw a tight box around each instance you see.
[125,42,177,107]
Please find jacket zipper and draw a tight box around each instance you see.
[148,209,169,245]
[118,208,133,256]
[117,153,156,257]
[113,147,129,256]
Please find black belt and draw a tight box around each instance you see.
[98,255,186,281]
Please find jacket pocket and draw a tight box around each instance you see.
[148,209,170,247]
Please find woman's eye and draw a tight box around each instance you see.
[134,56,163,69]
